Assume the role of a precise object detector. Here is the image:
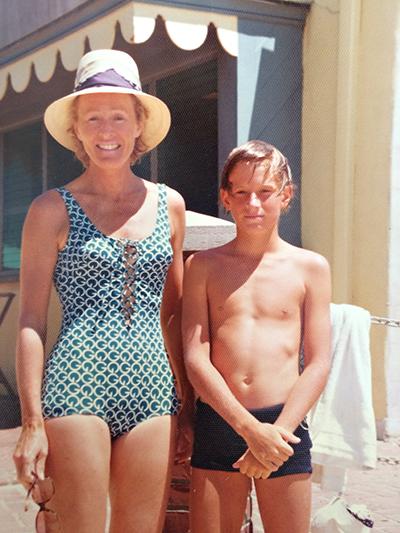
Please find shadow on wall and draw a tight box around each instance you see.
[238,18,303,246]
[0,293,21,429]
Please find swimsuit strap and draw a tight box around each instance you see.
[56,186,92,233]
[155,183,171,240]
[56,186,72,213]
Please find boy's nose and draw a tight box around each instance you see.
[248,192,261,206]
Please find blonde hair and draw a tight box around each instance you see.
[220,140,293,192]
[67,95,149,167]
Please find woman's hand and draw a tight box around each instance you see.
[13,420,48,488]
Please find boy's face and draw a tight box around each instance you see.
[220,161,292,232]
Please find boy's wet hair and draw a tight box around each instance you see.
[220,140,293,192]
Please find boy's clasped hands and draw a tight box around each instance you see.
[233,422,300,479]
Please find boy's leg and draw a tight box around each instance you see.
[190,467,252,533]
[254,473,311,533]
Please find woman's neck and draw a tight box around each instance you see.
[80,164,144,199]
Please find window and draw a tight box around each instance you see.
[0,124,83,273]
[2,123,42,270]
[157,61,218,216]
[47,134,83,190]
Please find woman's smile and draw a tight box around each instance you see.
[96,143,121,151]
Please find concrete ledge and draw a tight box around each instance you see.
[184,210,236,251]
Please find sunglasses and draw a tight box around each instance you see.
[25,473,61,533]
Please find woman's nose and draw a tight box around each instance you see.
[98,119,114,135]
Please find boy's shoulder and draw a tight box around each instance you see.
[287,242,328,261]
[185,243,231,270]
[284,243,330,276]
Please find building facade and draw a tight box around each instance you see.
[1,0,399,437]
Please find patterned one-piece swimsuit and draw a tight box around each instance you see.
[41,183,179,438]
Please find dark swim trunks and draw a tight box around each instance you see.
[191,400,312,477]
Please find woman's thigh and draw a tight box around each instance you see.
[44,414,111,533]
[190,467,252,533]
[254,473,312,533]
[109,414,177,533]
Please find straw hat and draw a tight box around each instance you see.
[44,49,171,152]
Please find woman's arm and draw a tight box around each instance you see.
[161,187,194,460]
[13,191,66,487]
[161,187,194,407]
[161,187,188,399]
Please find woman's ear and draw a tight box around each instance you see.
[73,122,82,142]
[132,119,143,142]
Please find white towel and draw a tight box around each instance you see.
[309,303,377,490]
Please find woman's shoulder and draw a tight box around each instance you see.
[27,189,68,226]
[30,188,65,212]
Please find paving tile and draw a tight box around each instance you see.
[0,428,398,532]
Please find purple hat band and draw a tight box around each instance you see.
[74,68,141,93]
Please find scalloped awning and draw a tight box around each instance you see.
[0,2,238,100]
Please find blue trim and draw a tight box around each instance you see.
[0,0,309,67]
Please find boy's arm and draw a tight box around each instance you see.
[274,253,332,432]
[182,253,299,468]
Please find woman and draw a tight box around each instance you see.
[13,49,190,532]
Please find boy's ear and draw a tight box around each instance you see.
[220,188,230,211]
[281,183,293,212]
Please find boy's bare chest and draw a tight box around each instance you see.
[208,259,305,319]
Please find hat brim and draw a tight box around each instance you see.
[44,86,171,153]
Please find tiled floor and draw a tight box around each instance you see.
[1,427,399,532]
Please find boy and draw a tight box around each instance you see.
[182,140,331,533]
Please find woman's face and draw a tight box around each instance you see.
[73,93,143,170]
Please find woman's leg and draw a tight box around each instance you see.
[109,414,177,533]
[44,414,111,533]
[190,468,252,533]
[254,473,312,533]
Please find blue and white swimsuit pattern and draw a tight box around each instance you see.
[41,184,179,438]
